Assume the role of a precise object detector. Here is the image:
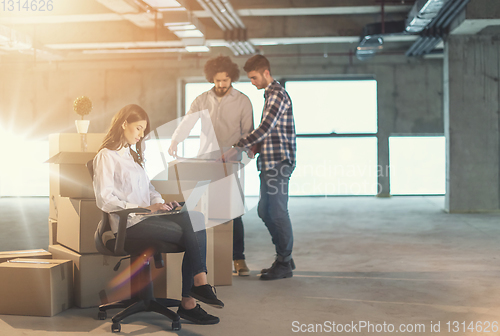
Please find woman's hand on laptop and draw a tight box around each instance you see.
[146,203,169,213]
[165,201,181,211]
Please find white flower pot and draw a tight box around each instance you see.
[75,120,90,133]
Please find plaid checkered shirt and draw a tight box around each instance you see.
[236,80,297,171]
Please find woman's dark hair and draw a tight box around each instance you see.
[99,104,150,167]
[243,54,271,75]
[204,56,240,83]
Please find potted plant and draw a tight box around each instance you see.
[73,96,92,133]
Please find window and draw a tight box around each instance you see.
[285,79,378,196]
[181,79,380,196]
[389,136,445,195]
[285,80,378,134]
[0,133,49,196]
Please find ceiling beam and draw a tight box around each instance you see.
[8,20,176,45]
[450,0,500,34]
[193,5,412,18]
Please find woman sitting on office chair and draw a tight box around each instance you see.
[93,104,223,325]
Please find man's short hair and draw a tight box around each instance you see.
[243,55,271,75]
[204,56,240,83]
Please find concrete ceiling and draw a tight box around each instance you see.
[0,0,497,61]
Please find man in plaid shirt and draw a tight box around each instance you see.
[220,55,297,280]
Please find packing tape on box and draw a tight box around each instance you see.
[52,195,58,217]
[7,260,52,264]
[0,249,47,255]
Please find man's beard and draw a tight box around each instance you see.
[257,78,268,89]
[215,86,230,97]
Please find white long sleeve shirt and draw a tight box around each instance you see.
[172,87,254,160]
[93,146,164,233]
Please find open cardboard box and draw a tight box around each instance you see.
[167,160,245,220]
[46,151,97,220]
[48,133,105,220]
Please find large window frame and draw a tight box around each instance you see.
[175,76,381,196]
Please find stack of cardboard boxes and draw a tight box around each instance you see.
[44,134,212,305]
[46,133,139,308]
[0,134,238,317]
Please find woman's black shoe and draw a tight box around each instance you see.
[178,304,220,325]
[190,284,224,308]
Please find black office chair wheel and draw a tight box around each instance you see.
[97,311,107,320]
[172,320,181,331]
[111,322,121,333]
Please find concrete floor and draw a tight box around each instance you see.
[1,196,500,336]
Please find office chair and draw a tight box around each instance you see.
[87,160,184,332]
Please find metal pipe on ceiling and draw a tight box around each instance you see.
[406,0,471,57]
[410,36,430,55]
[204,0,233,30]
[440,0,471,27]
[226,42,239,55]
[237,41,250,54]
[196,0,226,31]
[432,0,464,28]
[381,0,385,34]
[212,0,238,29]
[413,36,436,54]
[406,38,423,56]
[426,0,454,29]
[423,37,441,54]
[244,41,255,54]
[230,41,244,54]
[221,0,246,29]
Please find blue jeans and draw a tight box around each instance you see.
[233,216,245,260]
[125,211,207,298]
[258,160,294,262]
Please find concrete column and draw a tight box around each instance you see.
[444,35,500,212]
[377,134,390,197]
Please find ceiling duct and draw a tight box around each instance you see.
[406,0,471,57]
[196,0,255,56]
[355,21,406,61]
[406,0,450,33]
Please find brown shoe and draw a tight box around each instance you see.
[233,259,250,276]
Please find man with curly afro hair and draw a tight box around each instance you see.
[169,55,254,277]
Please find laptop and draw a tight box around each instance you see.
[141,180,210,217]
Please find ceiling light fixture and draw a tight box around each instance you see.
[185,45,210,52]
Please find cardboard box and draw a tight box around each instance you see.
[167,160,245,220]
[48,219,57,245]
[165,227,215,300]
[57,197,102,254]
[0,259,72,316]
[151,180,209,224]
[48,244,130,308]
[211,220,233,286]
[0,249,52,263]
[49,133,106,157]
[47,152,96,197]
[164,220,233,299]
[48,244,168,307]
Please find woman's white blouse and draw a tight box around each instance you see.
[93,146,164,233]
